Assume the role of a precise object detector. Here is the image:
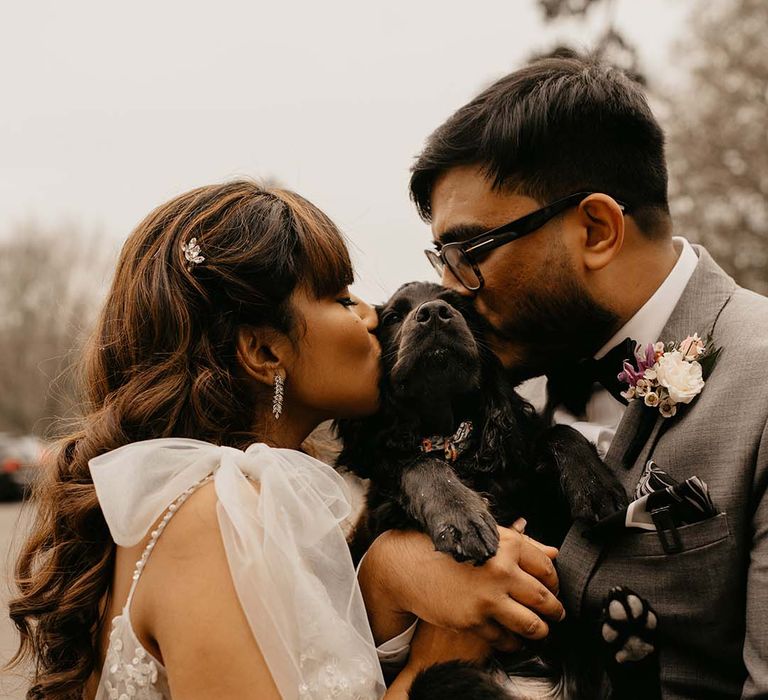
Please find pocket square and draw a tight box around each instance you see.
[635,459,679,500]
[586,460,719,548]
[635,459,718,520]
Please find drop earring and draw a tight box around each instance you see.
[272,373,285,420]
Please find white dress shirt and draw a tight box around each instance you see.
[523,236,700,457]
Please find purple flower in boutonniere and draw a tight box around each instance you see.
[617,333,721,419]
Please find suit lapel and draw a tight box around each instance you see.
[606,397,649,469]
[612,245,736,473]
[655,245,736,353]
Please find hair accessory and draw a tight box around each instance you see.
[272,373,285,420]
[181,238,205,270]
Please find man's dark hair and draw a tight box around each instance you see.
[410,54,670,238]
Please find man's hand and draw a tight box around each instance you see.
[358,522,563,649]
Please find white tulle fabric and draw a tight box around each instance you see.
[90,438,386,700]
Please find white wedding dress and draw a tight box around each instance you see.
[89,438,386,700]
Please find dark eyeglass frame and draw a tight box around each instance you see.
[425,191,629,292]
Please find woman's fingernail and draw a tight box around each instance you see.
[512,518,527,533]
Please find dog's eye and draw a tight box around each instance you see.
[380,311,402,325]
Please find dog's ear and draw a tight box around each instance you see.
[373,303,385,327]
[335,304,386,477]
[333,418,373,479]
[474,360,534,474]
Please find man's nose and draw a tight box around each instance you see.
[441,267,475,298]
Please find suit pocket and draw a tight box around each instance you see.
[606,511,730,557]
[586,511,742,695]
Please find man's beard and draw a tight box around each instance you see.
[491,259,619,383]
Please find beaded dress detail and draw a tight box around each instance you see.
[95,474,213,700]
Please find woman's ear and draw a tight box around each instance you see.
[574,194,625,272]
[235,326,290,386]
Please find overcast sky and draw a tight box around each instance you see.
[1,0,696,303]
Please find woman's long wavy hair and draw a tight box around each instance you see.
[7,180,354,699]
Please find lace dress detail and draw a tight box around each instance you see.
[293,602,381,700]
[95,474,213,700]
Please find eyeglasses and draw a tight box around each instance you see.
[424,191,629,292]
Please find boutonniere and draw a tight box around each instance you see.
[618,333,722,419]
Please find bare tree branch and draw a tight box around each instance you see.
[0,224,113,436]
[664,0,768,294]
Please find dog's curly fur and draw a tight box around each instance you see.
[336,282,660,699]
[337,282,626,561]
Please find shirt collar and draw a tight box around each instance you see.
[595,237,699,360]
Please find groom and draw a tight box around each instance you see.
[408,54,768,697]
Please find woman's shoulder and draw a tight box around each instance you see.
[131,480,226,621]
[130,476,258,618]
[150,477,259,562]
[128,478,282,696]
[132,477,258,642]
[164,480,218,542]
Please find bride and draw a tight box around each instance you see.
[8,181,563,699]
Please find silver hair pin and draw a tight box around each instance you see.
[181,238,205,270]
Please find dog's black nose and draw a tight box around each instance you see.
[415,300,456,325]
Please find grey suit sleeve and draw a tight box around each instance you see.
[742,419,768,698]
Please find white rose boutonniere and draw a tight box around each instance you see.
[655,351,705,404]
[618,334,721,419]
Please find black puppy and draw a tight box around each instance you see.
[336,281,660,699]
[337,281,626,559]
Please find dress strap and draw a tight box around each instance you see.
[124,472,213,609]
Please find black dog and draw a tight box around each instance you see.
[337,281,627,559]
[336,282,660,699]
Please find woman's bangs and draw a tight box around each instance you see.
[273,189,354,297]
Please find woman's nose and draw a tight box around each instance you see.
[352,294,378,331]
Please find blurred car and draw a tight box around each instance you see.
[0,434,47,501]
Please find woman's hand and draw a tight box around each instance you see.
[358,521,563,650]
[409,622,494,668]
[383,622,498,699]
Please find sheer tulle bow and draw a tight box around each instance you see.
[90,438,385,699]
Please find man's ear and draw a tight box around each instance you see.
[235,326,290,386]
[574,194,626,271]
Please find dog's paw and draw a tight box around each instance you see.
[431,506,499,565]
[600,586,658,665]
[552,431,628,522]
[569,467,628,522]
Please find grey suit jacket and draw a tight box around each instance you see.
[556,245,768,698]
